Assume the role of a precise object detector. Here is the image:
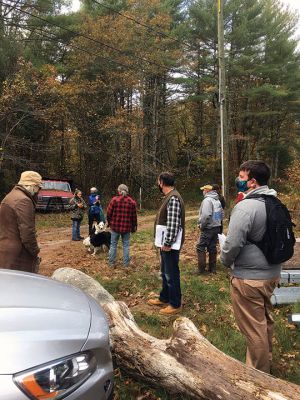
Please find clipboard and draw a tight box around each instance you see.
[155,225,182,250]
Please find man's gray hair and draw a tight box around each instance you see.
[118,184,129,196]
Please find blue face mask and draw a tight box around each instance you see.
[236,178,249,192]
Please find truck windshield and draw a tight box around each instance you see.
[42,181,71,192]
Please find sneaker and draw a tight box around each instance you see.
[159,305,182,315]
[147,298,168,306]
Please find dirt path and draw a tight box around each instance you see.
[38,210,199,277]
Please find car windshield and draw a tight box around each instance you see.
[42,181,71,192]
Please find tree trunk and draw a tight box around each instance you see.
[52,268,300,400]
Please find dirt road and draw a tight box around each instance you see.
[38,210,199,277]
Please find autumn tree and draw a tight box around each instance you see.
[0,0,299,197]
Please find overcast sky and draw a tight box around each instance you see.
[276,0,300,49]
[282,0,300,11]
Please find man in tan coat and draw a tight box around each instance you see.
[0,171,42,273]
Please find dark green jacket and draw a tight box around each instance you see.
[69,196,87,220]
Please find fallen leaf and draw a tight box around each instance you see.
[199,324,207,334]
[284,353,296,359]
[148,291,158,298]
[285,323,296,330]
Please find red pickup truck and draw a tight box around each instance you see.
[36,179,73,211]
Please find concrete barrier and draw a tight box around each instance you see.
[271,287,300,305]
[280,270,300,284]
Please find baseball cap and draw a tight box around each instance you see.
[200,184,213,191]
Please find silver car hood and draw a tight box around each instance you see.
[0,270,91,374]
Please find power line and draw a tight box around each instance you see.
[3,18,140,71]
[3,1,176,73]
[90,0,193,50]
[5,23,164,80]
[4,18,190,89]
[3,19,191,88]
[3,17,189,113]
[6,27,178,85]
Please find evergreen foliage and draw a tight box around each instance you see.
[0,0,299,197]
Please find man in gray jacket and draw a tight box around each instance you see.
[221,160,280,373]
[196,184,223,274]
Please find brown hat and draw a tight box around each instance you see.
[18,171,43,187]
[200,184,213,191]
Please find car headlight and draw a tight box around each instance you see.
[14,352,97,399]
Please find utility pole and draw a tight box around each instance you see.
[217,0,229,200]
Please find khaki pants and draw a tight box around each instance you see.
[230,276,279,373]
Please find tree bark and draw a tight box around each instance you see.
[52,268,300,400]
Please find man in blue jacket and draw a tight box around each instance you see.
[221,160,280,373]
[88,187,105,235]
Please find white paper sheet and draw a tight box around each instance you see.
[155,224,182,250]
[218,233,234,269]
[218,233,227,251]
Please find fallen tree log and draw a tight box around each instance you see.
[52,267,300,400]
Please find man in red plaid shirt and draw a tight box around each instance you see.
[107,184,137,267]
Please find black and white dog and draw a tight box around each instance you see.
[83,221,111,255]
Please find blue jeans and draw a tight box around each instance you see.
[108,231,130,266]
[72,219,81,240]
[159,249,181,308]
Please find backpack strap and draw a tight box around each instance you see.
[243,193,268,201]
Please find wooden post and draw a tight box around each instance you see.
[139,186,142,211]
[217,0,229,200]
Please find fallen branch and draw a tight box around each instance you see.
[52,268,300,400]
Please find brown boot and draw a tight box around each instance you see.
[208,253,217,274]
[147,298,168,306]
[196,251,206,274]
[159,305,182,315]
